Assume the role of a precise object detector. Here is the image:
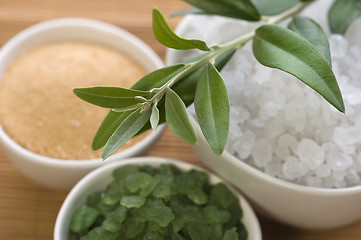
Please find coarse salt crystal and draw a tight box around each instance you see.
[232,130,256,160]
[282,156,309,180]
[251,138,273,167]
[297,139,325,170]
[176,10,361,188]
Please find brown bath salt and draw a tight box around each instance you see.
[0,41,149,159]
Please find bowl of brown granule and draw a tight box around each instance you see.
[0,18,165,190]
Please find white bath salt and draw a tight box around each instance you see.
[274,146,289,162]
[329,34,349,58]
[278,133,298,154]
[345,171,361,185]
[264,120,284,139]
[282,156,308,180]
[297,139,325,170]
[332,127,357,154]
[326,151,353,172]
[306,175,323,188]
[251,138,273,167]
[176,1,361,188]
[232,130,256,160]
[264,158,283,178]
[315,164,331,178]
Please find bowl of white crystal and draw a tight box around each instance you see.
[166,0,361,229]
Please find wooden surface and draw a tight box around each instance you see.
[0,0,361,239]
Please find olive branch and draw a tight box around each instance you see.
[74,0,361,159]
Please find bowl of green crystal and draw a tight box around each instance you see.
[54,157,262,240]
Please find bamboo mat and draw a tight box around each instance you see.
[0,1,361,239]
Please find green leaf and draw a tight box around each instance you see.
[194,63,230,155]
[251,0,299,15]
[92,50,235,152]
[152,8,210,51]
[170,7,207,17]
[144,49,235,139]
[111,104,141,113]
[173,49,236,107]
[150,104,160,129]
[132,64,186,91]
[288,16,331,65]
[183,0,260,21]
[70,205,98,234]
[252,24,345,113]
[328,0,361,35]
[73,86,149,108]
[213,49,237,71]
[102,108,151,159]
[185,52,211,64]
[92,64,186,150]
[165,87,197,145]
[92,111,131,150]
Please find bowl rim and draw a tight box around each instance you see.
[166,15,361,195]
[54,156,262,240]
[0,17,165,167]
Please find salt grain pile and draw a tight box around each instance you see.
[174,1,361,188]
[223,34,361,189]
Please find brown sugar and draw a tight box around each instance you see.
[0,41,149,159]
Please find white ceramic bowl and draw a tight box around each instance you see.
[54,157,262,240]
[166,15,361,230]
[190,122,361,230]
[0,18,165,190]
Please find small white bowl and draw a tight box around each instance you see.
[54,157,262,240]
[166,15,361,230]
[0,18,165,190]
